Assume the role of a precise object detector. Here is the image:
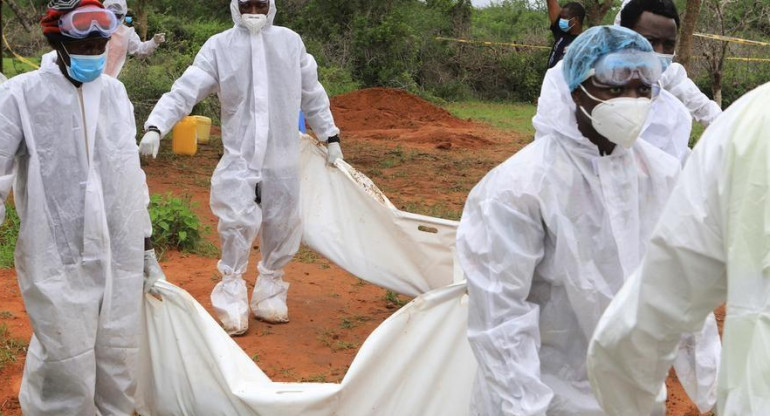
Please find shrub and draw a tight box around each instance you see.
[148,194,203,253]
[0,204,20,269]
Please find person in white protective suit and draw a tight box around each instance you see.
[102,0,165,78]
[139,0,342,335]
[588,82,770,416]
[0,72,7,84]
[457,25,721,416]
[0,0,166,414]
[615,0,722,127]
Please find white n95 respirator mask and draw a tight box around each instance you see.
[578,85,652,149]
[242,14,267,34]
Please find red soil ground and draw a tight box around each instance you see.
[0,88,712,415]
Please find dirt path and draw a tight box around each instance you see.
[0,88,709,415]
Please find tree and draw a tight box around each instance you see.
[583,0,614,26]
[676,0,701,72]
[698,0,769,106]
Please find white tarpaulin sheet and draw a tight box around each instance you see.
[135,135,476,415]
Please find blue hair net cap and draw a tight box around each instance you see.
[562,25,654,91]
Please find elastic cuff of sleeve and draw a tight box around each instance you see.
[147,126,160,134]
[327,135,340,144]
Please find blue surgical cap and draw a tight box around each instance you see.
[562,25,654,91]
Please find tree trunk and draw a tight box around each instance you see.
[5,0,32,33]
[677,0,702,72]
[136,0,148,40]
[584,0,615,26]
[712,73,722,107]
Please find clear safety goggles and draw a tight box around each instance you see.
[58,6,119,39]
[586,51,663,87]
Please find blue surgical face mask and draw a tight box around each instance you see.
[59,45,107,83]
[559,18,573,32]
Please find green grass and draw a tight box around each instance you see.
[0,323,27,370]
[445,101,536,137]
[690,122,707,148]
[2,57,40,78]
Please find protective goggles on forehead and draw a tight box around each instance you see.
[58,6,119,39]
[586,51,663,87]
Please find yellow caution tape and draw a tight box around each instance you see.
[692,55,770,63]
[694,33,770,47]
[2,34,40,70]
[435,36,551,50]
[725,57,770,63]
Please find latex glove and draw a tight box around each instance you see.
[153,33,166,44]
[139,130,161,158]
[143,249,166,294]
[327,142,343,165]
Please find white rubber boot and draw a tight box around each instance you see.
[211,271,250,336]
[250,262,290,323]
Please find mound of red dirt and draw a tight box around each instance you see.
[331,88,492,149]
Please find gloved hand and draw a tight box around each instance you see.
[143,249,166,294]
[139,130,161,158]
[153,33,166,44]
[327,142,343,165]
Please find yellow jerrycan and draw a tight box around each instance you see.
[172,116,198,156]
[193,115,212,145]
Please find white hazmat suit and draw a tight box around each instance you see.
[0,72,7,84]
[458,27,720,415]
[614,0,722,126]
[0,50,151,414]
[144,0,339,335]
[588,81,770,416]
[103,0,163,78]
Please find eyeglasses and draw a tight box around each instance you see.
[58,6,119,39]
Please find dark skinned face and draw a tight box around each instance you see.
[571,77,653,155]
[559,9,582,35]
[54,36,110,86]
[632,11,678,54]
[239,0,269,15]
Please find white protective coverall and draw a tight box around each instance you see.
[535,60,693,164]
[0,53,151,414]
[588,82,770,416]
[458,49,720,415]
[614,0,722,126]
[0,72,7,84]
[103,0,162,78]
[145,0,339,334]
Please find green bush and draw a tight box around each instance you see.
[148,194,203,253]
[0,204,20,269]
[319,65,362,97]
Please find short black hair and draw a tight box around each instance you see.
[563,2,586,23]
[620,0,680,29]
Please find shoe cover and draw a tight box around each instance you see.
[250,262,290,323]
[211,273,249,335]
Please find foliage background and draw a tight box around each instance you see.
[2,0,770,115]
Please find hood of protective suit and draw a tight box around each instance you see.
[532,61,584,145]
[231,0,276,29]
[104,0,127,15]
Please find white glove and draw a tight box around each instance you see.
[139,130,161,158]
[327,142,343,165]
[153,33,166,44]
[143,249,166,294]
